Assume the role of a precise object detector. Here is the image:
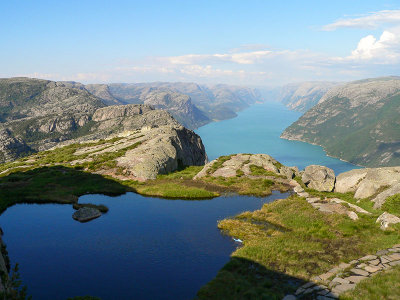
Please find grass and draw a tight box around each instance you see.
[382,194,400,216]
[135,182,218,199]
[249,164,285,178]
[207,155,233,174]
[0,166,131,213]
[341,265,400,300]
[198,194,400,299]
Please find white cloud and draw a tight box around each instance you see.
[323,9,400,31]
[334,29,400,63]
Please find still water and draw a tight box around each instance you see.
[1,192,287,300]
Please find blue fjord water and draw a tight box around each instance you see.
[0,101,359,299]
[196,101,359,174]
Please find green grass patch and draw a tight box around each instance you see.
[136,182,218,199]
[341,265,400,300]
[382,194,400,216]
[198,195,400,299]
[207,155,233,174]
[249,164,285,178]
[157,166,204,180]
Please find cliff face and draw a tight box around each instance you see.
[278,81,338,112]
[0,78,207,177]
[281,77,400,167]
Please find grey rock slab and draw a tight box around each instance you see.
[364,265,381,273]
[360,255,378,261]
[376,212,400,230]
[347,211,359,220]
[332,277,350,284]
[389,260,400,266]
[372,182,400,209]
[350,268,370,276]
[319,272,335,281]
[300,282,315,289]
[369,259,380,266]
[306,197,321,203]
[302,165,335,192]
[338,262,351,269]
[345,275,367,284]
[332,283,356,294]
[376,249,389,256]
[282,295,297,300]
[387,253,400,261]
[298,192,310,198]
[72,207,101,222]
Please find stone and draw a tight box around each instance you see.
[376,249,389,256]
[335,167,400,199]
[360,255,378,261]
[332,283,356,294]
[298,192,310,198]
[345,275,367,284]
[381,256,391,264]
[338,262,351,269]
[347,211,359,220]
[294,186,304,193]
[369,259,380,266]
[307,197,321,203]
[332,277,350,284]
[317,289,330,296]
[387,253,400,261]
[301,165,335,192]
[300,282,315,289]
[349,259,359,264]
[282,295,297,300]
[319,272,334,281]
[350,268,369,276]
[372,182,400,209]
[295,288,304,295]
[329,198,371,214]
[376,212,400,230]
[389,261,400,266]
[364,265,381,273]
[388,248,400,252]
[72,207,101,222]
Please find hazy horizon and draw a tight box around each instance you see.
[2,1,400,86]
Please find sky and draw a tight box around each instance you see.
[1,0,400,86]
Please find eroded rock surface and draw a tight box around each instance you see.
[301,165,335,192]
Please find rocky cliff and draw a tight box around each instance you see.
[281,76,400,167]
[278,81,338,112]
[0,78,207,177]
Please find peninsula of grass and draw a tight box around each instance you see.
[197,194,400,299]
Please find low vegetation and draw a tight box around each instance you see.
[341,265,400,300]
[198,194,400,299]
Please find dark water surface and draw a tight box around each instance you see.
[196,101,359,174]
[1,191,287,300]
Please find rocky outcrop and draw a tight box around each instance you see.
[372,183,400,209]
[301,165,335,192]
[194,153,295,180]
[116,125,207,180]
[281,76,400,167]
[376,212,400,230]
[0,129,31,162]
[72,207,101,222]
[335,167,400,199]
[0,229,9,293]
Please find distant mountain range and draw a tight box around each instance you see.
[281,76,400,167]
[86,82,263,129]
[275,81,339,112]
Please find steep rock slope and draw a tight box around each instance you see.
[0,78,207,175]
[278,81,338,112]
[281,77,400,167]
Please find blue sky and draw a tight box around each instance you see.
[1,0,400,85]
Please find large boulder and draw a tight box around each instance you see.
[376,212,400,230]
[372,183,400,209]
[301,165,335,192]
[116,126,207,180]
[335,167,400,199]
